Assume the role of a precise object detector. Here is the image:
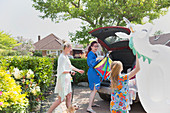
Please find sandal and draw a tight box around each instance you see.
[92,104,100,107]
[87,109,96,113]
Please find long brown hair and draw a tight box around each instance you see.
[86,41,98,57]
[110,61,122,89]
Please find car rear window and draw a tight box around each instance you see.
[105,35,128,45]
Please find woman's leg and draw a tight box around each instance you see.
[66,92,72,108]
[87,85,97,110]
[47,96,63,113]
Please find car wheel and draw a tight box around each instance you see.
[98,92,111,101]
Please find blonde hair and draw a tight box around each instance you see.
[62,40,71,50]
[110,61,122,89]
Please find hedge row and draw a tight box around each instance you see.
[0,50,18,56]
[0,56,89,85]
[0,56,53,93]
[53,58,89,84]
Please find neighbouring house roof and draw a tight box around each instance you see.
[166,41,170,46]
[34,33,63,50]
[149,33,170,47]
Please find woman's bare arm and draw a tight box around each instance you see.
[129,54,140,79]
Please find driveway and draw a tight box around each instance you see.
[52,86,146,113]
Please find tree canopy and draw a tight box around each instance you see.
[32,0,170,44]
[153,30,164,36]
[0,31,20,50]
[15,36,35,55]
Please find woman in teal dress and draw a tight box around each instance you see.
[86,41,103,113]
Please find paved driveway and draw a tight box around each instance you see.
[53,86,146,113]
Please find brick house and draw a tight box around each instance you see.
[150,33,170,47]
[34,33,63,56]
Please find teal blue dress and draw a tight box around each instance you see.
[87,51,101,90]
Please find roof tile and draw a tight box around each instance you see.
[34,33,63,50]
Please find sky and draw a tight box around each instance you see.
[0,0,170,43]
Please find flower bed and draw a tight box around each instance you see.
[0,68,28,112]
[0,56,54,111]
[9,67,42,111]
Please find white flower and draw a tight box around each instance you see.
[7,70,10,74]
[26,69,34,79]
[20,70,23,74]
[31,88,37,95]
[13,68,22,79]
[35,86,40,92]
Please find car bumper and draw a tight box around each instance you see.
[98,86,112,95]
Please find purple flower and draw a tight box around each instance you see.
[0,91,2,96]
[0,102,3,106]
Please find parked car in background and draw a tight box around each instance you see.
[89,26,136,101]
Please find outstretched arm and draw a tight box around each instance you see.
[71,65,84,74]
[129,54,140,79]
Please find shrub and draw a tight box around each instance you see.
[0,56,53,91]
[9,67,41,111]
[0,68,28,112]
[70,58,89,83]
[33,51,42,57]
[0,50,17,56]
[54,58,89,84]
[46,53,58,58]
[0,56,54,111]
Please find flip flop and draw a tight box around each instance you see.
[86,109,96,113]
[92,104,100,107]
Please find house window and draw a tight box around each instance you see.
[47,50,50,54]
[51,50,56,54]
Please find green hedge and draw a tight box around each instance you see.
[0,56,53,93]
[0,50,18,56]
[1,56,89,85]
[33,51,42,57]
[54,58,89,84]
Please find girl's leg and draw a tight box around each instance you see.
[66,92,72,108]
[87,85,97,110]
[47,96,63,113]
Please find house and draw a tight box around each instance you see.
[34,33,63,56]
[149,33,170,47]
[71,44,84,58]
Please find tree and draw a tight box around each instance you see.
[0,31,20,50]
[153,30,163,36]
[32,0,170,44]
[15,36,35,55]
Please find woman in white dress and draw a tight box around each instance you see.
[48,42,84,113]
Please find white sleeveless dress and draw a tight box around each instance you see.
[54,53,74,101]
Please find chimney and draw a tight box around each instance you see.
[38,35,41,41]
